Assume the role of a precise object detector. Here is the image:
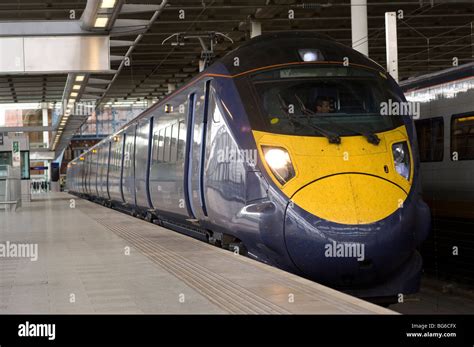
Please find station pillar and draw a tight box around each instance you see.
[167,83,176,95]
[199,60,206,72]
[385,12,399,82]
[41,103,51,184]
[351,0,369,56]
[250,21,262,38]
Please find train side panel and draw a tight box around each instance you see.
[135,118,152,210]
[91,148,99,197]
[186,81,211,220]
[84,153,91,195]
[122,125,137,206]
[98,141,110,200]
[108,133,125,203]
[149,93,188,218]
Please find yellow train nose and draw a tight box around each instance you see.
[291,173,407,225]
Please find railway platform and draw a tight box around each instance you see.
[0,193,392,314]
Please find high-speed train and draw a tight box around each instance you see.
[67,32,431,301]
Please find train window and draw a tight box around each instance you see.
[415,117,444,162]
[152,132,159,162]
[157,129,164,163]
[170,124,178,162]
[116,146,120,167]
[164,127,171,162]
[451,113,474,161]
[124,143,130,168]
[177,121,186,161]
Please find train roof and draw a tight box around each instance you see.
[400,62,474,91]
[218,31,385,75]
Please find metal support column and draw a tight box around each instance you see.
[168,83,176,95]
[199,60,206,72]
[385,12,399,82]
[351,0,369,56]
[250,21,262,38]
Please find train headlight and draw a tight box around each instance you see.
[262,146,295,185]
[298,49,324,62]
[392,142,410,180]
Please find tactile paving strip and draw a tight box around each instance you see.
[91,214,290,314]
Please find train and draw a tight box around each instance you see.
[67,32,431,302]
[401,63,474,283]
[402,62,474,219]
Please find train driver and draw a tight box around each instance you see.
[315,96,333,114]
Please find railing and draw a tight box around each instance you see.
[0,165,21,211]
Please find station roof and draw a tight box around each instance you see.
[0,0,472,106]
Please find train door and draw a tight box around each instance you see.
[108,133,125,203]
[135,118,153,209]
[105,141,111,200]
[84,155,90,195]
[184,80,211,220]
[98,142,110,199]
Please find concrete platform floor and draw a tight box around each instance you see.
[0,192,392,314]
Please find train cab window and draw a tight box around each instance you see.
[251,66,405,136]
[415,117,444,162]
[451,113,474,161]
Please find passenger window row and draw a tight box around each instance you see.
[153,121,186,164]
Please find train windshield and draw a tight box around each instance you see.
[252,66,405,137]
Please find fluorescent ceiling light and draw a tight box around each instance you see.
[75,75,85,82]
[101,0,116,9]
[94,16,109,28]
[70,92,78,97]
[72,85,81,90]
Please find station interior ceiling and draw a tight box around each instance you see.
[0,0,472,107]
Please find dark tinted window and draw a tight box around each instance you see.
[451,113,474,161]
[415,117,444,162]
[154,122,184,164]
[251,66,405,137]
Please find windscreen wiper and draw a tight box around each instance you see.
[277,94,341,144]
[295,95,381,146]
